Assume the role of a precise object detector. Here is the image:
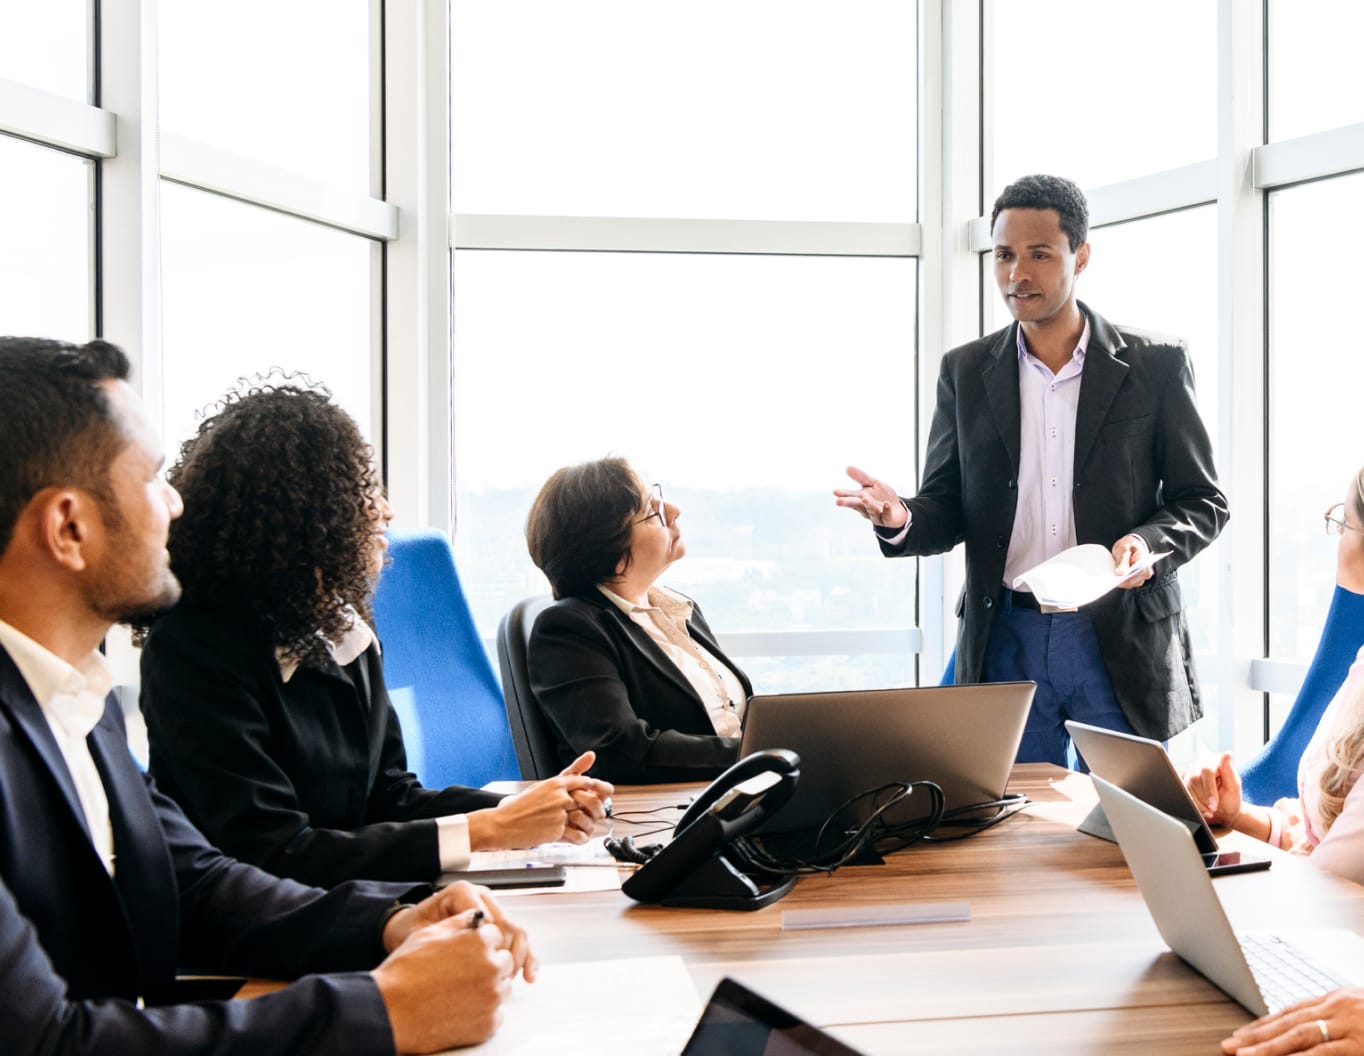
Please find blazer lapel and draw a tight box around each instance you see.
[586,594,708,704]
[90,705,180,999]
[981,324,1023,474]
[1074,305,1131,478]
[0,649,94,845]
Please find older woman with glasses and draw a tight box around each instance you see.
[1185,466,1364,888]
[524,457,751,784]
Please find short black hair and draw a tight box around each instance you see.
[163,379,384,664]
[526,457,642,600]
[990,174,1089,251]
[0,337,131,556]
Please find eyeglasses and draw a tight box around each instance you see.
[634,483,666,529]
[1324,502,1364,537]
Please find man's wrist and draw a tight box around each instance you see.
[466,807,498,853]
[380,901,419,954]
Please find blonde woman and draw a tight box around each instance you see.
[1186,466,1364,885]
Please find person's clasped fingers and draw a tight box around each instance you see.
[569,787,607,818]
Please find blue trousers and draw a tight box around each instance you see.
[981,592,1138,770]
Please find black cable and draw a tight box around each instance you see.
[922,793,1030,841]
[732,780,947,876]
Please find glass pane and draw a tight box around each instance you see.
[452,0,917,222]
[452,250,917,692]
[0,2,87,101]
[1081,207,1223,764]
[0,135,91,340]
[159,183,374,454]
[1270,0,1364,141]
[1268,176,1364,671]
[987,0,1215,191]
[158,1,371,192]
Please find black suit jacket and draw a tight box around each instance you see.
[0,645,419,1055]
[141,602,501,887]
[881,303,1229,740]
[527,591,750,784]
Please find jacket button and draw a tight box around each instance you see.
[1007,479,1017,489]
[996,536,1005,549]
[983,596,993,609]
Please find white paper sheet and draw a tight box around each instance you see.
[447,955,700,1056]
[1011,543,1170,610]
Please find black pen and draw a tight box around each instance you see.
[467,908,485,930]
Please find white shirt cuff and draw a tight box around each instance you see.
[436,814,472,871]
[874,501,913,546]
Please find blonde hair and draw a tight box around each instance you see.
[1319,726,1364,833]
[1317,465,1364,832]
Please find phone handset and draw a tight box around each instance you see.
[622,749,801,911]
[673,748,801,836]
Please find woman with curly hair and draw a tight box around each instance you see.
[138,379,611,887]
[1185,465,1364,886]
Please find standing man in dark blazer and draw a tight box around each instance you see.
[0,336,533,1054]
[835,174,1228,764]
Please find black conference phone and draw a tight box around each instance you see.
[622,749,801,911]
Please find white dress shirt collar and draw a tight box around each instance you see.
[275,606,379,684]
[0,619,117,875]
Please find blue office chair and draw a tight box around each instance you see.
[371,529,520,788]
[939,648,957,686]
[1241,585,1364,805]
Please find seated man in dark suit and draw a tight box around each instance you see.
[0,336,533,1055]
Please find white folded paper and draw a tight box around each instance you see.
[1012,543,1170,611]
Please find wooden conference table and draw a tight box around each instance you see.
[492,764,1364,1055]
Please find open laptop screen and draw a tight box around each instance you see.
[681,977,865,1056]
[740,683,1034,835]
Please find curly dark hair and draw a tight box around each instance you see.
[526,457,642,599]
[990,173,1089,251]
[160,378,383,666]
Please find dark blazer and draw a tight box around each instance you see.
[881,303,1229,741]
[141,602,502,888]
[0,645,418,1055]
[528,591,751,784]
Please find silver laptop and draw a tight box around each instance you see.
[1067,720,1221,851]
[739,682,1035,835]
[1093,774,1364,1016]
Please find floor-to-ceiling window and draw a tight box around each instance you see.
[449,0,924,692]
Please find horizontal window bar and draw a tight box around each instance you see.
[0,77,115,158]
[968,160,1218,252]
[1248,657,1309,698]
[715,627,922,658]
[160,133,397,240]
[1255,122,1364,190]
[453,214,921,257]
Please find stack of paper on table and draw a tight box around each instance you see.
[1012,543,1169,611]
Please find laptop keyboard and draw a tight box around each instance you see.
[1240,933,1343,1011]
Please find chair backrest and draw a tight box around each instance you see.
[496,595,561,780]
[372,529,520,787]
[1241,584,1364,804]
